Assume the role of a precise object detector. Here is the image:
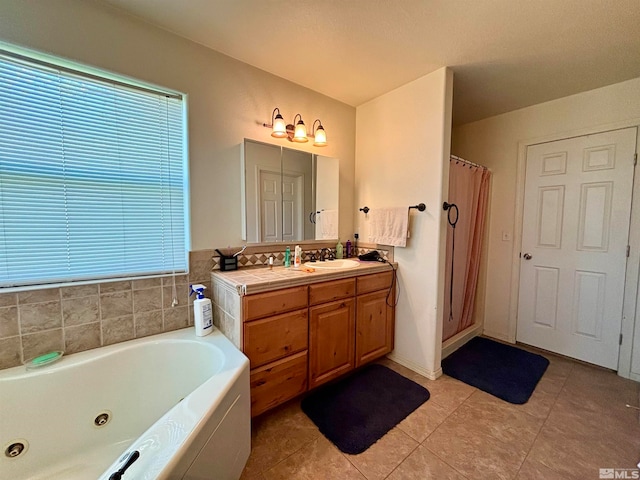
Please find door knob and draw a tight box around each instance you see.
[523,253,532,260]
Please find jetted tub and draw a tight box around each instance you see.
[0,328,251,480]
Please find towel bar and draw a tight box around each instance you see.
[359,203,426,213]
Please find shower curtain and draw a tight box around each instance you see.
[442,157,491,342]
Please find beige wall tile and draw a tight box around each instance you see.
[19,301,62,334]
[62,295,99,327]
[189,250,214,283]
[164,306,188,331]
[225,289,240,317]
[0,292,17,308]
[21,329,64,362]
[102,315,134,346]
[135,310,163,338]
[163,284,189,309]
[0,306,19,338]
[18,288,60,304]
[100,291,133,319]
[61,284,99,299]
[163,274,188,286]
[133,287,162,313]
[99,280,132,293]
[65,322,101,354]
[132,277,162,290]
[0,336,22,369]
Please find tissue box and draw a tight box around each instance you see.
[219,255,238,271]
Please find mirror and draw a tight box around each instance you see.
[242,139,339,243]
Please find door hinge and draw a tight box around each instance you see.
[627,245,631,257]
[635,153,638,166]
[620,333,623,345]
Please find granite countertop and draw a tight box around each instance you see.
[211,260,397,295]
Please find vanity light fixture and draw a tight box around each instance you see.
[270,108,287,138]
[311,119,327,147]
[292,114,308,143]
[262,108,328,146]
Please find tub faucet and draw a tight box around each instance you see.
[109,450,140,480]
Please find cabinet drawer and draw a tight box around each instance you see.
[357,271,393,295]
[244,308,308,368]
[309,278,356,306]
[250,351,308,417]
[243,285,308,321]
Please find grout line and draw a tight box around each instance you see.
[511,362,573,479]
[419,396,472,479]
[378,441,421,480]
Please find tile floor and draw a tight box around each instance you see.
[240,347,640,480]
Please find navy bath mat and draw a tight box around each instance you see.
[301,364,430,455]
[442,336,549,404]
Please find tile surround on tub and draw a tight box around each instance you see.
[0,250,213,370]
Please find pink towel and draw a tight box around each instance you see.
[368,207,409,247]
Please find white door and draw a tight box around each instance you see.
[282,173,303,243]
[517,128,637,369]
[259,171,281,242]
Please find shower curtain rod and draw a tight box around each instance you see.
[450,154,488,170]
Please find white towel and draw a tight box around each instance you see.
[317,209,338,239]
[368,207,409,247]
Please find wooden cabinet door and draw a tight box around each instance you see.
[308,298,355,389]
[356,290,394,367]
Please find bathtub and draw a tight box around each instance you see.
[0,328,251,480]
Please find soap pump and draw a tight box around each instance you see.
[336,240,344,259]
[190,284,213,337]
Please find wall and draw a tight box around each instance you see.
[0,0,356,367]
[0,0,356,250]
[355,68,454,378]
[452,77,640,372]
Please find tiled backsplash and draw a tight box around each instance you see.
[0,250,214,370]
[0,243,393,370]
[212,242,392,269]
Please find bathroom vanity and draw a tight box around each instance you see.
[211,262,395,416]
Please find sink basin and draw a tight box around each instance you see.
[305,259,360,270]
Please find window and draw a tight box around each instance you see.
[0,49,188,288]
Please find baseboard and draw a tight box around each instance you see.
[481,330,512,343]
[442,323,483,359]
[385,352,443,380]
[629,371,640,383]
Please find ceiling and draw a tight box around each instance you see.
[100,0,640,125]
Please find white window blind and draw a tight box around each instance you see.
[0,52,188,288]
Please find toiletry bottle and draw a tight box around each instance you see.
[294,245,302,268]
[346,239,352,258]
[285,246,291,267]
[190,284,213,337]
[336,240,344,259]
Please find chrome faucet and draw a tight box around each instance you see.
[320,248,334,261]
